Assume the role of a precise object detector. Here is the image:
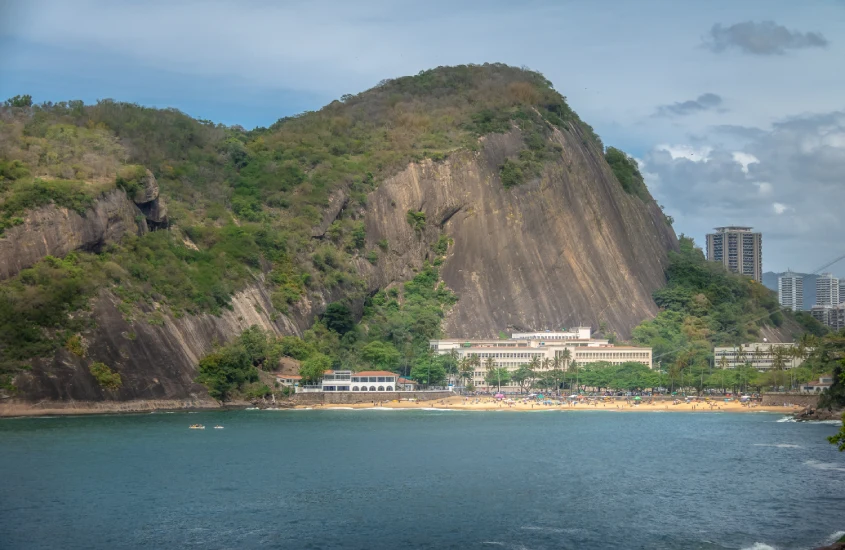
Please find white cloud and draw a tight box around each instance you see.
[655,144,712,162]
[644,110,845,274]
[754,182,773,195]
[732,151,759,173]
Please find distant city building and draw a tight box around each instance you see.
[430,329,653,391]
[840,280,845,304]
[816,273,840,306]
[811,304,845,330]
[778,272,803,311]
[705,227,763,282]
[713,342,805,371]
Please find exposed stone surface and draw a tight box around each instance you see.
[362,126,678,338]
[311,187,349,237]
[132,169,168,225]
[10,283,296,402]
[132,168,159,204]
[0,188,147,281]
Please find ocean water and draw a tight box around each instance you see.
[0,410,843,550]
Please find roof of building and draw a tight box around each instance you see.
[275,374,302,380]
[575,346,650,351]
[397,377,417,384]
[354,371,398,377]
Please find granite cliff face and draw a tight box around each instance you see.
[360,127,677,339]
[0,189,145,280]
[0,170,168,281]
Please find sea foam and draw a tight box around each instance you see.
[804,460,845,472]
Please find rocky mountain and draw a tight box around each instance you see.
[0,64,678,406]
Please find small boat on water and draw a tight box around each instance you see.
[214,425,224,429]
[189,424,205,430]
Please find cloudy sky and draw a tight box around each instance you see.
[2,0,844,276]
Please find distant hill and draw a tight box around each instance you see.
[763,272,818,310]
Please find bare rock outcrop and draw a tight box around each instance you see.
[0,188,147,281]
[362,126,678,339]
[10,283,296,402]
[132,169,168,225]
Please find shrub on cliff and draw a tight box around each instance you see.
[89,362,121,390]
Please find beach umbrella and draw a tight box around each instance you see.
[634,396,641,401]
[537,394,544,399]
[495,393,504,399]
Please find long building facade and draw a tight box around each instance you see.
[705,226,763,282]
[778,272,803,311]
[430,330,652,391]
[713,343,805,371]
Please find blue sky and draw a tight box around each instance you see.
[2,0,844,276]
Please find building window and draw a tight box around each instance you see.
[378,386,384,391]
[370,386,376,391]
[386,386,393,391]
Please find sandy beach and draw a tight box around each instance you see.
[297,395,804,413]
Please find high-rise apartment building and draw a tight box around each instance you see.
[840,280,845,305]
[705,227,763,282]
[811,304,845,330]
[778,272,803,311]
[816,273,841,306]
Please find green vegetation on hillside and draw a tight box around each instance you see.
[631,236,829,392]
[89,361,122,390]
[194,262,456,400]
[604,147,648,199]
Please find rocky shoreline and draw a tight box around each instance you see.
[793,407,844,422]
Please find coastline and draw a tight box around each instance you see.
[0,398,234,418]
[294,395,808,414]
[0,395,834,419]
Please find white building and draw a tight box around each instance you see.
[511,327,592,340]
[816,273,840,307]
[297,370,401,393]
[430,329,652,391]
[713,343,805,371]
[275,374,302,387]
[778,272,803,311]
[799,374,834,394]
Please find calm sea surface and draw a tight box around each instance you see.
[0,410,843,550]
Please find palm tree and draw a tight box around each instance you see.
[447,349,459,385]
[752,345,763,370]
[772,346,787,392]
[484,356,495,391]
[458,357,474,390]
[560,348,572,393]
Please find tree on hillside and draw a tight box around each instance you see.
[322,302,354,335]
[360,341,400,371]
